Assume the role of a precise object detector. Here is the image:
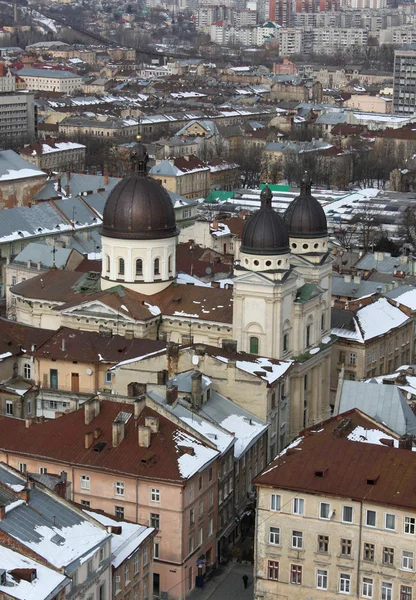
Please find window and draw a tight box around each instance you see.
[143,546,148,566]
[366,509,376,527]
[317,535,329,553]
[342,505,353,523]
[125,563,130,584]
[24,363,31,379]
[154,542,159,558]
[136,259,143,276]
[293,498,304,515]
[380,343,385,357]
[402,550,414,570]
[115,481,124,496]
[362,577,373,598]
[118,258,125,276]
[18,462,26,474]
[208,516,213,536]
[401,585,412,600]
[39,467,47,475]
[317,569,328,590]
[168,255,172,273]
[405,516,415,534]
[130,552,138,577]
[115,575,121,595]
[341,538,352,556]
[283,333,288,352]
[81,475,90,490]
[12,276,17,286]
[150,513,160,529]
[349,352,356,365]
[364,543,374,561]
[383,547,394,565]
[249,336,259,355]
[209,467,213,481]
[268,560,279,580]
[189,535,194,554]
[154,258,160,276]
[319,502,330,519]
[189,484,194,502]
[105,371,112,385]
[339,573,351,593]
[106,255,110,272]
[81,499,90,507]
[321,313,325,331]
[151,488,160,502]
[339,350,345,363]
[290,564,302,585]
[6,401,13,416]
[209,490,213,507]
[199,499,203,516]
[381,582,393,600]
[306,324,312,347]
[385,513,395,530]
[190,508,194,525]
[114,506,124,519]
[269,527,280,545]
[198,526,203,546]
[270,494,281,511]
[292,530,303,549]
[367,352,371,366]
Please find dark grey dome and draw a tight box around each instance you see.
[284,173,327,239]
[101,175,179,241]
[241,186,289,255]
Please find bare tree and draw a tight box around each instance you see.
[350,203,381,252]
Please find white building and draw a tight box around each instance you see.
[16,68,83,93]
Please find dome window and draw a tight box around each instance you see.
[106,255,110,273]
[168,255,172,273]
[118,258,125,276]
[154,258,160,276]
[136,259,143,277]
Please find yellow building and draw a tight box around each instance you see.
[149,155,211,199]
[254,409,416,600]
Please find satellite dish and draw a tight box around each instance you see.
[205,267,212,275]
[86,368,93,376]
[192,355,199,366]
[407,392,412,400]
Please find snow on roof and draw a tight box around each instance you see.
[0,544,69,600]
[214,355,292,384]
[113,347,167,369]
[85,510,154,569]
[218,414,267,458]
[173,429,219,478]
[0,150,46,182]
[386,287,416,311]
[144,302,161,316]
[347,425,398,447]
[176,273,211,287]
[178,413,234,455]
[211,223,231,237]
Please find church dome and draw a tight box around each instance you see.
[284,174,327,239]
[241,186,289,255]
[101,174,179,241]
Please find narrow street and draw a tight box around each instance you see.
[187,562,254,600]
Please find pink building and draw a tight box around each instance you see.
[0,398,221,599]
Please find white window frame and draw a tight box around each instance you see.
[18,462,27,474]
[381,581,392,600]
[104,370,112,384]
[151,488,160,502]
[365,509,376,527]
[339,573,351,593]
[6,401,13,415]
[133,552,139,575]
[342,505,353,523]
[81,475,90,490]
[292,530,303,549]
[384,513,396,531]
[208,516,213,536]
[405,516,415,535]
[115,481,124,496]
[269,526,280,546]
[402,550,414,571]
[293,498,304,515]
[316,569,328,590]
[362,577,373,598]
[115,575,121,594]
[270,493,281,511]
[319,502,330,520]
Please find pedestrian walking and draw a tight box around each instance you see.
[243,574,248,589]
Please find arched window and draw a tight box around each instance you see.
[154,258,160,276]
[249,336,259,355]
[136,259,143,277]
[24,363,31,379]
[106,255,110,273]
[118,258,125,276]
[168,255,172,273]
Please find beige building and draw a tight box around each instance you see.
[16,68,83,93]
[150,156,211,199]
[59,115,139,139]
[20,138,86,171]
[254,409,416,600]
[344,94,393,114]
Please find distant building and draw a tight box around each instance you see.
[393,50,416,114]
[16,68,83,93]
[0,150,47,210]
[150,156,211,199]
[20,138,86,171]
[0,92,36,144]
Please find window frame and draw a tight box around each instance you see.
[290,564,302,585]
[365,509,376,528]
[80,475,90,490]
[269,526,280,546]
[342,505,353,523]
[293,497,304,515]
[316,568,328,590]
[151,488,160,502]
[402,550,414,571]
[268,560,279,581]
[339,572,351,594]
[362,577,373,598]
[384,513,396,531]
[381,581,393,600]
[319,501,330,520]
[270,493,281,512]
[405,516,415,535]
[341,538,352,556]
[292,530,303,549]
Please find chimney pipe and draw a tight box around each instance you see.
[191,371,203,410]
[221,339,237,353]
[0,505,5,520]
[112,419,125,448]
[61,338,66,352]
[25,418,32,429]
[145,416,159,433]
[166,384,178,406]
[134,396,146,419]
[85,431,94,449]
[84,398,100,425]
[138,425,151,448]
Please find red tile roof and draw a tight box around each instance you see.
[0,319,53,358]
[0,401,216,482]
[254,409,416,511]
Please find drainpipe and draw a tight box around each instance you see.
[356,501,363,599]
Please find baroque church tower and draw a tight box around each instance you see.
[233,178,332,444]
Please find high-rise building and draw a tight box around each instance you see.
[393,49,416,114]
[0,92,36,145]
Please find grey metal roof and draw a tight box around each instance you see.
[17,68,80,79]
[0,150,45,180]
[315,112,348,125]
[12,243,73,268]
[332,275,386,298]
[355,252,412,274]
[331,307,356,331]
[338,380,416,436]
[34,174,119,202]
[65,229,102,254]
[53,197,100,227]
[0,202,68,243]
[169,370,211,393]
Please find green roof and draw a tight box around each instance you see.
[204,190,235,203]
[295,283,319,303]
[260,183,291,192]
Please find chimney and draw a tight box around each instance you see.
[145,416,159,433]
[17,488,30,503]
[57,178,61,193]
[37,262,41,271]
[94,427,102,439]
[85,431,94,449]
[134,396,146,419]
[138,425,151,448]
[399,434,414,450]
[104,173,109,186]
[61,338,66,352]
[127,382,146,398]
[353,275,361,284]
[27,260,31,269]
[84,398,100,425]
[166,342,180,377]
[10,568,37,583]
[0,505,5,520]
[64,184,70,197]
[166,384,178,406]
[221,339,237,353]
[191,371,203,410]
[25,418,32,429]
[112,419,125,448]
[227,359,236,384]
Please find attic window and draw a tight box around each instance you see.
[93,441,107,453]
[315,469,327,478]
[172,297,182,304]
[366,475,379,486]
[51,533,65,546]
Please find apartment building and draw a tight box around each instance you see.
[0,92,36,143]
[16,68,83,93]
[59,115,139,138]
[0,65,15,92]
[330,296,413,402]
[150,155,211,199]
[20,138,86,171]
[254,409,416,600]
[0,398,221,599]
[393,50,416,114]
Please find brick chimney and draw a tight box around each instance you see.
[166,342,180,377]
[85,431,94,449]
[25,418,32,429]
[134,396,146,419]
[138,425,151,448]
[112,419,125,448]
[226,359,236,385]
[191,371,203,410]
[222,339,237,353]
[145,416,159,433]
[166,384,178,406]
[399,434,414,450]
[84,398,100,425]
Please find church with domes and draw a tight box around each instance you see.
[9,145,333,440]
